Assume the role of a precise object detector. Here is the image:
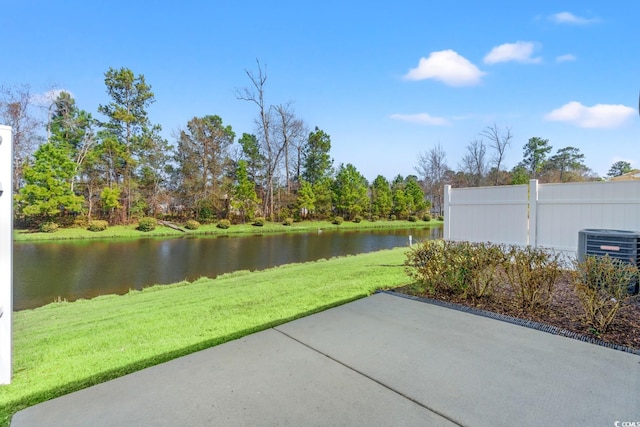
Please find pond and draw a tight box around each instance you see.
[13,226,442,310]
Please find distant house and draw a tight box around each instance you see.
[609,169,640,181]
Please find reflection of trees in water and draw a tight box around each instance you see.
[14,227,442,310]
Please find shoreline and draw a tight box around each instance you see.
[13,219,443,243]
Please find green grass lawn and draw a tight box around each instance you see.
[0,247,411,426]
[13,219,441,242]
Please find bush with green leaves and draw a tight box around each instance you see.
[371,215,379,222]
[570,255,638,334]
[408,215,418,222]
[437,215,444,221]
[457,241,507,300]
[137,217,157,232]
[389,214,396,221]
[39,222,59,233]
[184,220,200,230]
[252,217,266,227]
[353,215,362,223]
[422,214,432,222]
[217,219,231,229]
[404,240,506,300]
[404,240,456,295]
[73,218,88,228]
[87,220,108,232]
[282,217,294,226]
[332,216,344,225]
[502,245,563,313]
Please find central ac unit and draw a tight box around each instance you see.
[578,229,640,294]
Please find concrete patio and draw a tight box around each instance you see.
[11,292,640,426]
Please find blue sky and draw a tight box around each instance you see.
[2,0,638,181]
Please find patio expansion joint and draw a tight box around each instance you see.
[272,326,466,427]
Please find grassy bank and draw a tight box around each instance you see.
[13,219,441,242]
[0,247,410,425]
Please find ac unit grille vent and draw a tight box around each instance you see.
[578,229,640,295]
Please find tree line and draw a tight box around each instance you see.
[2,65,430,227]
[1,64,631,228]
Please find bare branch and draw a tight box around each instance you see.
[481,123,512,185]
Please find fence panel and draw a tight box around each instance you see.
[444,184,529,245]
[535,181,640,252]
[445,180,640,255]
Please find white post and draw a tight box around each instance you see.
[0,125,13,384]
[529,179,538,248]
[443,185,451,240]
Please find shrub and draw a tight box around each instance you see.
[283,217,294,226]
[39,222,59,233]
[184,220,200,230]
[437,215,444,221]
[73,218,88,228]
[502,245,563,313]
[252,217,266,227]
[197,199,215,223]
[87,220,108,232]
[408,215,418,222]
[459,242,507,300]
[389,214,396,221]
[332,216,344,225]
[278,208,293,222]
[422,214,432,222]
[404,240,449,295]
[217,219,231,229]
[371,215,379,222]
[137,217,157,232]
[404,240,507,300]
[353,215,362,223]
[570,255,637,334]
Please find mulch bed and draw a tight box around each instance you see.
[393,275,640,353]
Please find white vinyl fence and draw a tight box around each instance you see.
[443,179,640,253]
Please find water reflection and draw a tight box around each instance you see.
[14,227,442,310]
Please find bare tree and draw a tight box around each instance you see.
[481,124,512,185]
[415,143,449,214]
[0,84,45,193]
[459,139,487,187]
[273,102,306,194]
[236,60,285,219]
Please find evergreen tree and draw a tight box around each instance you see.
[332,163,369,219]
[404,176,428,215]
[16,91,92,224]
[547,146,587,182]
[370,175,392,218]
[522,137,552,179]
[238,133,265,185]
[302,127,333,185]
[97,67,156,222]
[313,178,334,219]
[607,161,633,178]
[391,175,408,219]
[232,160,259,222]
[16,142,83,222]
[174,115,235,219]
[296,180,316,219]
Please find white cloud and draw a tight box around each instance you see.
[484,41,542,64]
[556,54,576,62]
[30,89,73,106]
[544,101,635,128]
[390,113,451,126]
[549,12,598,25]
[403,50,485,87]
